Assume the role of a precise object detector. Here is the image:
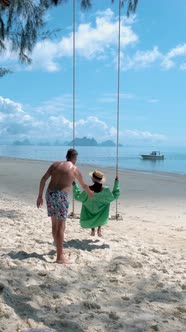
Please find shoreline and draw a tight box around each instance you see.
[1,156,186,204]
[1,155,186,177]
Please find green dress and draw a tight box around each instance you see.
[73,180,120,228]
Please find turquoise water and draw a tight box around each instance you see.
[0,145,186,175]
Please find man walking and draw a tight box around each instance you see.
[37,148,93,264]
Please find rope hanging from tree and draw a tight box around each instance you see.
[115,0,122,220]
[71,0,76,217]
[109,0,122,221]
[72,0,76,149]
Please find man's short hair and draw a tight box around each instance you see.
[66,148,78,160]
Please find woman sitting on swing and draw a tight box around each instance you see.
[73,170,120,237]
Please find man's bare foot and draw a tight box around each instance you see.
[56,257,71,264]
[91,229,95,236]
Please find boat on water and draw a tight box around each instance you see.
[141,151,164,160]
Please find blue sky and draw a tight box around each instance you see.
[0,0,186,146]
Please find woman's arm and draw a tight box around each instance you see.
[74,167,93,198]
[112,177,120,200]
[73,183,88,202]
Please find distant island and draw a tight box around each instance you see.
[12,136,123,147]
[67,137,123,147]
[12,139,32,146]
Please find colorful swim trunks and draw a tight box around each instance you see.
[45,190,69,220]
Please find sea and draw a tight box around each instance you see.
[0,144,186,175]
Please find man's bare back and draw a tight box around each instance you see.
[47,161,78,193]
[37,149,93,210]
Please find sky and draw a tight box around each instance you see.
[0,0,186,146]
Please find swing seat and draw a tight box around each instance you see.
[68,212,80,219]
[109,213,123,220]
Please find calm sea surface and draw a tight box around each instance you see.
[1,145,186,175]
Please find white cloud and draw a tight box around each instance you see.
[99,92,135,103]
[0,95,168,144]
[0,96,24,114]
[1,9,138,72]
[49,115,73,129]
[26,39,61,72]
[124,129,166,141]
[119,43,186,71]
[34,95,73,114]
[0,96,119,143]
[1,5,186,74]
[76,116,108,138]
[180,63,186,70]
[30,8,137,70]
[166,44,186,58]
[148,99,159,103]
[121,46,162,70]
[161,57,175,70]
[0,97,34,140]
[161,43,186,70]
[0,40,18,64]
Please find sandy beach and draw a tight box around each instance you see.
[0,157,186,332]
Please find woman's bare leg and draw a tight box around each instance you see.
[91,228,95,236]
[97,226,102,237]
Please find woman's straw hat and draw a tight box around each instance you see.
[89,170,106,183]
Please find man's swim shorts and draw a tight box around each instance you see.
[45,190,69,220]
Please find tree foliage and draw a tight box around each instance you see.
[0,0,138,76]
[0,67,12,77]
[112,0,138,16]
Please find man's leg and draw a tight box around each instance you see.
[56,219,70,264]
[51,216,66,245]
[51,216,58,245]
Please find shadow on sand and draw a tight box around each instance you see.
[64,238,110,251]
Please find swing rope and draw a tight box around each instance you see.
[71,0,76,217]
[72,0,76,149]
[115,0,122,220]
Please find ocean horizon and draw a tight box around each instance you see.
[1,144,186,175]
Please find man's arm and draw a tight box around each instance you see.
[74,167,94,198]
[36,165,53,208]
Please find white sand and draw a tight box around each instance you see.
[0,157,186,332]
